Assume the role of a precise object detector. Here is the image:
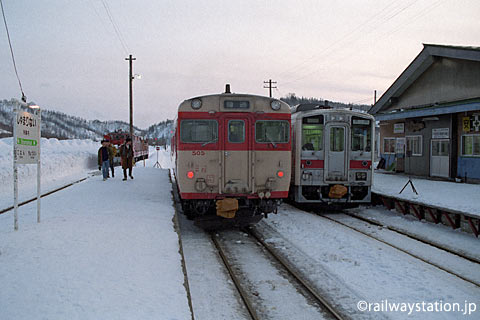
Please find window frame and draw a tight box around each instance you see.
[180,119,218,144]
[227,119,245,144]
[406,135,423,156]
[254,120,290,144]
[383,137,396,154]
[461,134,480,157]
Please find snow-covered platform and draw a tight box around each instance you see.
[373,171,480,217]
[373,171,480,236]
[0,167,191,319]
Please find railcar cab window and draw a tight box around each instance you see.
[180,120,218,143]
[302,116,323,151]
[330,127,345,152]
[228,120,245,143]
[224,100,250,109]
[351,117,372,152]
[255,120,289,143]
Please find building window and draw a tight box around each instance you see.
[461,134,480,157]
[406,136,422,156]
[383,137,395,154]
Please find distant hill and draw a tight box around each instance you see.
[0,99,173,144]
[1,94,369,142]
[280,93,371,112]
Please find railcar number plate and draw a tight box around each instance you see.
[192,150,205,156]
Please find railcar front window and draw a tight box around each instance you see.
[330,127,345,151]
[255,121,289,143]
[351,117,372,152]
[228,120,245,143]
[302,124,323,151]
[180,120,218,143]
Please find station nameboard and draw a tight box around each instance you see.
[432,128,449,139]
[14,110,40,164]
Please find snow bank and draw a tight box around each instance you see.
[0,137,99,208]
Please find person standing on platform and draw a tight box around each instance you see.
[98,140,113,181]
[120,137,134,181]
[107,140,116,178]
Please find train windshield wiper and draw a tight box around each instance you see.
[265,134,277,148]
[202,138,217,147]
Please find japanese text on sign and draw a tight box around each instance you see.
[14,111,40,164]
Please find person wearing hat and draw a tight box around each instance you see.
[98,139,113,181]
[119,137,134,181]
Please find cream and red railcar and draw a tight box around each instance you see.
[291,104,374,206]
[103,131,148,165]
[172,86,291,227]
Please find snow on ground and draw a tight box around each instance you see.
[373,171,480,217]
[177,213,250,320]
[0,167,191,319]
[348,206,480,262]
[0,137,98,209]
[262,204,480,319]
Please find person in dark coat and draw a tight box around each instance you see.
[107,141,116,178]
[98,140,113,181]
[120,137,134,181]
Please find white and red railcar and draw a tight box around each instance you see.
[290,104,375,206]
[172,86,291,227]
[104,132,148,164]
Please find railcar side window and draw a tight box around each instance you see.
[351,117,372,151]
[330,127,345,151]
[255,121,289,143]
[228,120,245,143]
[180,120,218,143]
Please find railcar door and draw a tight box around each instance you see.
[325,124,348,181]
[222,116,251,194]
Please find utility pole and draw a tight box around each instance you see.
[125,54,136,139]
[263,79,277,98]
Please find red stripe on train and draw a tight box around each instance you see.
[349,160,372,169]
[180,191,289,200]
[301,159,324,169]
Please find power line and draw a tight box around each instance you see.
[279,0,421,85]
[281,0,422,86]
[1,0,26,101]
[100,0,130,55]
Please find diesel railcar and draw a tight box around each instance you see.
[172,85,291,227]
[290,104,374,206]
[104,131,149,164]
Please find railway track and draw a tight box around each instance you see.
[313,210,480,288]
[210,229,343,320]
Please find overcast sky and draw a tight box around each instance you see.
[1,0,479,128]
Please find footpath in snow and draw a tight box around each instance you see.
[373,171,480,217]
[0,166,191,319]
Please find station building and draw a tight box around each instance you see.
[370,44,480,183]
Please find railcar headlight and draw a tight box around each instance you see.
[355,172,367,181]
[270,100,281,110]
[191,99,202,109]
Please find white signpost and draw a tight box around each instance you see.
[13,107,41,230]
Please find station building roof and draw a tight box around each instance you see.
[369,44,480,120]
